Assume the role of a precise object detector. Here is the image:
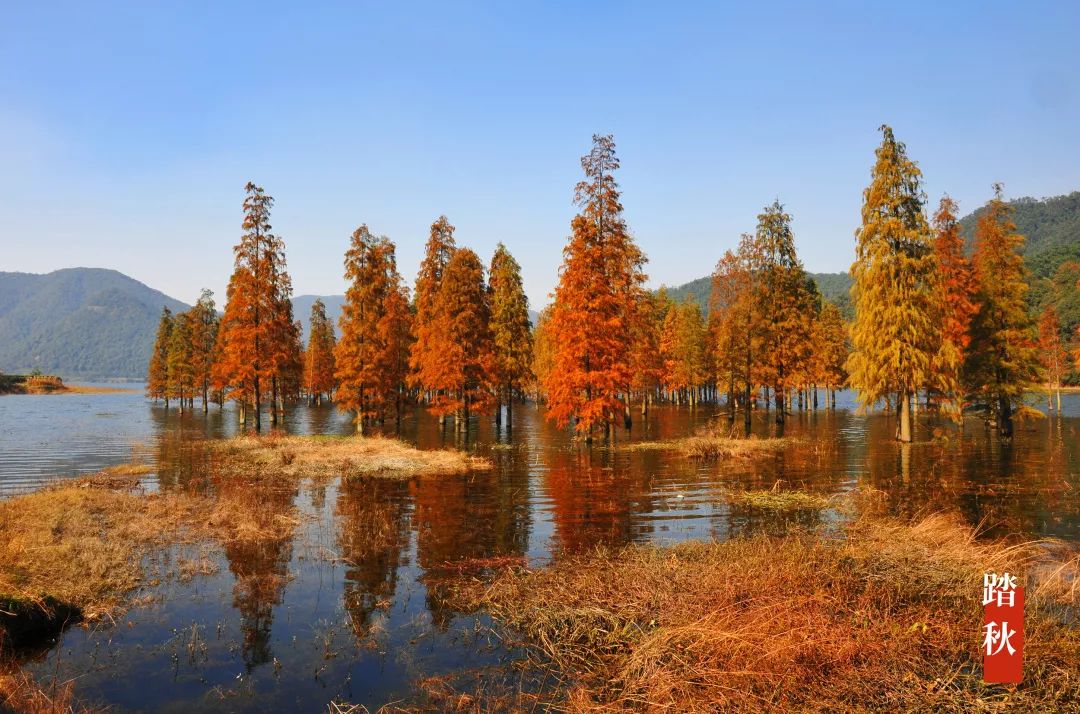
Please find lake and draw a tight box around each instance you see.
[1,387,1078,710]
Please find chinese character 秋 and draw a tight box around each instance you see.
[983,621,1017,656]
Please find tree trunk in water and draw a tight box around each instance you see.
[774,388,784,425]
[1056,389,1062,413]
[507,396,513,430]
[898,392,912,443]
[495,391,503,426]
[239,402,246,425]
[997,395,1013,439]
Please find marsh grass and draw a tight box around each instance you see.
[621,434,792,460]
[444,514,1080,712]
[726,484,833,511]
[213,434,491,480]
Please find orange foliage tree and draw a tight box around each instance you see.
[659,298,708,405]
[147,307,173,407]
[1037,305,1067,412]
[545,134,647,441]
[409,216,457,403]
[335,226,412,432]
[931,196,978,417]
[304,298,337,405]
[418,247,496,427]
[212,182,297,430]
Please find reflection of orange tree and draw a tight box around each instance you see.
[542,447,642,555]
[216,473,298,669]
[334,478,411,640]
[413,473,528,628]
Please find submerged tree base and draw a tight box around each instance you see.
[443,514,1080,712]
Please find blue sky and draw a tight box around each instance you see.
[3,2,1079,309]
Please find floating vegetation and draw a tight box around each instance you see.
[726,486,832,511]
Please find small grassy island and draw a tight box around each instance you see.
[0,435,490,655]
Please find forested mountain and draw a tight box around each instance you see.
[0,268,188,379]
[666,191,1080,328]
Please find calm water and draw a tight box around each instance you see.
[1,387,1078,710]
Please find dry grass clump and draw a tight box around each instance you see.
[0,474,212,635]
[214,434,491,479]
[447,514,1080,712]
[726,486,832,511]
[0,669,102,713]
[622,434,791,460]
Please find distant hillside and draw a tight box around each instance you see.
[959,191,1080,279]
[0,268,188,379]
[664,272,854,319]
[666,191,1080,323]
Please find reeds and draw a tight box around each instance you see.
[621,434,792,460]
[445,513,1080,712]
[213,434,492,480]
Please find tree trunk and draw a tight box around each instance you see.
[998,395,1013,439]
[898,391,912,443]
[774,388,784,425]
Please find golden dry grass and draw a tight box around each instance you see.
[621,434,792,460]
[213,434,492,479]
[0,669,102,714]
[445,514,1080,712]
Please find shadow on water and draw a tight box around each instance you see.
[2,387,1079,710]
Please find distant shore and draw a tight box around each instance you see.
[0,375,136,396]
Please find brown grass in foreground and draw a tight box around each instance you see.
[213,434,492,479]
[0,669,102,714]
[445,514,1080,712]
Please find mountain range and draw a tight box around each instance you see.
[2,191,1076,379]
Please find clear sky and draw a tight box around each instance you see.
[3,2,1079,309]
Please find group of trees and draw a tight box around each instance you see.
[150,184,534,434]
[147,290,220,412]
[847,126,1047,440]
[150,131,1079,443]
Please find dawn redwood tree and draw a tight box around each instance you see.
[628,290,665,417]
[212,182,295,431]
[1037,305,1067,412]
[147,307,174,407]
[710,234,764,429]
[166,310,195,413]
[755,201,814,424]
[848,126,941,442]
[545,134,648,441]
[531,308,556,403]
[488,242,533,427]
[189,289,219,412]
[335,226,410,432]
[660,299,707,405]
[931,196,978,417]
[419,247,496,427]
[964,184,1042,437]
[304,298,337,405]
[409,216,457,403]
[813,301,848,409]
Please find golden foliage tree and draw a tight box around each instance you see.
[755,201,814,424]
[335,226,411,432]
[709,235,763,428]
[812,301,848,408]
[848,126,940,442]
[545,134,648,440]
[660,298,707,405]
[964,184,1042,437]
[304,298,337,405]
[488,243,533,427]
[166,311,194,412]
[188,289,219,412]
[531,307,556,403]
[147,307,173,406]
